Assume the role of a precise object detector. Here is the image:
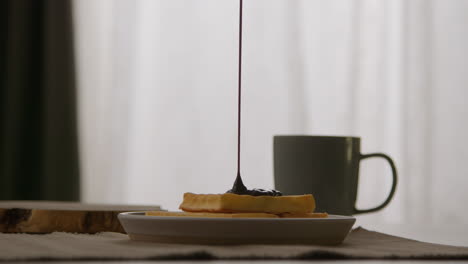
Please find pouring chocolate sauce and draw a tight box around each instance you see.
[226,0,282,197]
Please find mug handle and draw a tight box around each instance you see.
[353,153,398,214]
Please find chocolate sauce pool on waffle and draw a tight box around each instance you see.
[226,0,282,197]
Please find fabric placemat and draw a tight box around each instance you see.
[1,227,468,261]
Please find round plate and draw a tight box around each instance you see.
[118,212,355,245]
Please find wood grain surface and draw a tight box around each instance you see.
[0,201,162,234]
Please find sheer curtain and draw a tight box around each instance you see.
[73,0,468,224]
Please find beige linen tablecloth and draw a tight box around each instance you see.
[1,227,468,261]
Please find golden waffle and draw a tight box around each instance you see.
[179,192,315,214]
[145,211,279,218]
[146,211,327,218]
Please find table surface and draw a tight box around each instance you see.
[12,261,468,264]
[9,219,468,263]
[355,221,468,248]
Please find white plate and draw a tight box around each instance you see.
[118,212,355,245]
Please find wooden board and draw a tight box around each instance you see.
[0,201,162,234]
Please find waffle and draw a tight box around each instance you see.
[146,211,328,218]
[179,192,315,214]
[146,211,279,218]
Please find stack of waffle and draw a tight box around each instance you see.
[146,193,327,218]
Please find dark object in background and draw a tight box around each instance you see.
[0,0,80,200]
[274,135,397,215]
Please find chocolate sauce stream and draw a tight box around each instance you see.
[227,0,281,197]
[235,0,243,187]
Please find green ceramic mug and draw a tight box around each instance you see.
[273,135,397,215]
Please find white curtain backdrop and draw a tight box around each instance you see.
[73,0,468,225]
